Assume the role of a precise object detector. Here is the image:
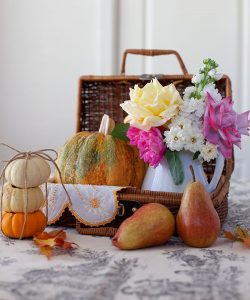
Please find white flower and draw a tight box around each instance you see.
[192,73,204,84]
[180,98,205,118]
[200,142,218,162]
[202,83,222,102]
[180,98,196,114]
[214,73,223,81]
[192,119,203,130]
[164,127,185,151]
[180,112,199,123]
[183,86,196,100]
[208,69,223,81]
[208,69,216,77]
[170,116,192,130]
[194,100,205,118]
[184,127,204,153]
[201,63,206,71]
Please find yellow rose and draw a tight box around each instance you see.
[120,78,183,131]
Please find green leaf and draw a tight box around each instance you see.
[192,151,200,160]
[165,150,184,185]
[111,123,129,141]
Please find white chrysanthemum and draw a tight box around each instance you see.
[184,127,204,153]
[164,127,185,151]
[200,142,218,162]
[179,112,199,123]
[202,83,222,102]
[180,126,193,142]
[170,116,192,131]
[192,119,204,130]
[180,97,205,118]
[194,100,205,118]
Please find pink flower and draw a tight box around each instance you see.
[127,126,166,167]
[127,126,141,146]
[203,93,250,158]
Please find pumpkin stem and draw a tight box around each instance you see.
[99,114,115,136]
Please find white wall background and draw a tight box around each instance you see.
[0,0,249,179]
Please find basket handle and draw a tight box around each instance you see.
[120,49,189,75]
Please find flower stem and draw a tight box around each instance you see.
[189,165,196,182]
[190,58,219,100]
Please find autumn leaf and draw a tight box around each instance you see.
[243,239,250,247]
[33,229,78,259]
[224,226,250,248]
[49,230,67,239]
[224,230,239,242]
[62,240,78,249]
[34,237,56,248]
[39,246,52,260]
[235,226,250,239]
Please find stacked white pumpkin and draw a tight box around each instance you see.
[1,156,50,238]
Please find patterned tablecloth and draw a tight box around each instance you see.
[0,180,250,300]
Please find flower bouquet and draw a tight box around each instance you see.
[114,59,250,192]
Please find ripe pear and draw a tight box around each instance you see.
[176,167,220,248]
[112,203,175,250]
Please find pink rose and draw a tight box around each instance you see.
[203,93,250,158]
[127,126,166,167]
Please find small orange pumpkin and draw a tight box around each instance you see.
[1,210,46,238]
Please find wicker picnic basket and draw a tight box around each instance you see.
[55,49,234,236]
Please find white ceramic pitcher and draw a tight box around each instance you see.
[141,151,225,193]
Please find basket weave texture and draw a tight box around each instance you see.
[57,49,234,236]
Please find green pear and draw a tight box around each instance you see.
[112,203,175,250]
[176,168,220,248]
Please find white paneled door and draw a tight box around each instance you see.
[117,0,250,180]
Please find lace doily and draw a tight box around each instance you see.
[41,183,123,226]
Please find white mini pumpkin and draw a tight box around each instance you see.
[5,156,51,188]
[2,183,45,213]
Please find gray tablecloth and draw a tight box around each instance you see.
[0,180,250,300]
